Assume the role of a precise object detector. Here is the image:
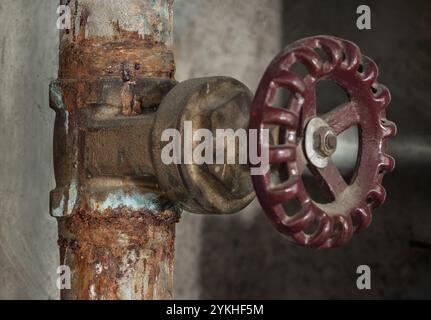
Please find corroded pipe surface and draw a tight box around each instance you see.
[58,209,177,300]
[52,0,178,300]
[59,0,175,79]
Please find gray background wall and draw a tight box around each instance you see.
[0,0,58,299]
[0,0,430,299]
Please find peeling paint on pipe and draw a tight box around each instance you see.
[58,208,178,300]
[89,191,161,213]
[59,0,175,79]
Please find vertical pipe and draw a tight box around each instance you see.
[53,0,177,300]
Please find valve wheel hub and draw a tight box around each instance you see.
[249,36,397,248]
[304,117,337,168]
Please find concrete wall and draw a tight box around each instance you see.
[0,0,430,300]
[0,0,59,299]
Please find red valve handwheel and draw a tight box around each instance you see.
[250,36,397,248]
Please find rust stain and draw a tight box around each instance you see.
[59,208,179,300]
[59,39,175,80]
[120,61,143,117]
[111,20,141,41]
[77,4,89,41]
[59,1,175,80]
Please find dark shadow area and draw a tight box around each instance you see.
[199,0,431,299]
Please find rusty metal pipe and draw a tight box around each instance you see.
[51,0,178,300]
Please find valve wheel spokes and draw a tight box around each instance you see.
[250,36,397,248]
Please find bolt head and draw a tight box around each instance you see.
[315,128,337,157]
[325,132,337,150]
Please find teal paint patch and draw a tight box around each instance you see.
[140,0,171,44]
[91,190,161,213]
[52,194,66,218]
[50,82,69,132]
[67,180,78,216]
[51,180,79,217]
[157,0,171,44]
